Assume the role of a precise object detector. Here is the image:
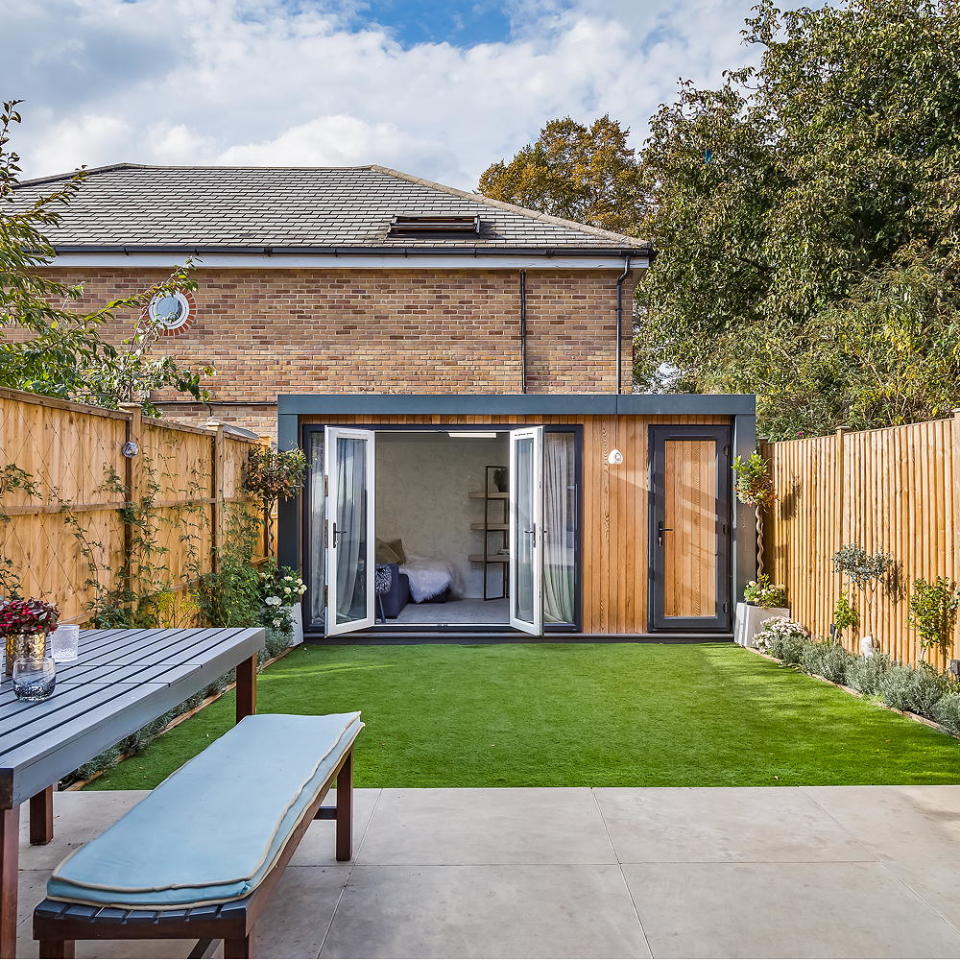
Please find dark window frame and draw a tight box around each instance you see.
[300,422,583,636]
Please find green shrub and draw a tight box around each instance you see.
[933,693,960,735]
[878,662,952,718]
[908,576,960,660]
[845,652,893,695]
[800,639,853,685]
[832,590,859,639]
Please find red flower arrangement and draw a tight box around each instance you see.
[0,597,60,636]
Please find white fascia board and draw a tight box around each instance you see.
[46,252,649,271]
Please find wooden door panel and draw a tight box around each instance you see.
[650,426,731,632]
[663,440,718,618]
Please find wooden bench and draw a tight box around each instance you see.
[33,712,363,959]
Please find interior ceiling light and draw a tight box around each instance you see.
[447,431,498,438]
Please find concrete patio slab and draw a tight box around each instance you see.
[255,866,348,960]
[13,785,960,958]
[595,786,870,863]
[803,784,960,863]
[358,787,617,865]
[622,860,960,959]
[320,864,652,959]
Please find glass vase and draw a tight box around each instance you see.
[50,624,80,662]
[4,631,49,676]
[12,656,56,701]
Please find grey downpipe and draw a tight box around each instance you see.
[615,255,632,394]
[519,270,527,394]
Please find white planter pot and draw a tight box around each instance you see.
[735,603,790,648]
[285,604,304,647]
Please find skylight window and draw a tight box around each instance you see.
[388,214,481,236]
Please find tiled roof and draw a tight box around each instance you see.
[10,163,649,253]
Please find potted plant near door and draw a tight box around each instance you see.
[259,566,308,647]
[735,576,789,647]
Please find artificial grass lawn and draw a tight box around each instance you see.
[88,642,960,789]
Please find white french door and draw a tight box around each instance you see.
[509,426,544,635]
[324,427,376,636]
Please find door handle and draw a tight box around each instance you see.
[330,521,339,548]
[657,521,673,546]
[524,525,537,548]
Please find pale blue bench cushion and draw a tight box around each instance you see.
[48,712,362,909]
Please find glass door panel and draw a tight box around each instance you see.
[509,427,543,635]
[325,427,376,636]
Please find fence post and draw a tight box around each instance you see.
[119,403,143,611]
[952,411,960,659]
[835,426,850,552]
[835,426,851,646]
[210,422,226,573]
[259,435,272,559]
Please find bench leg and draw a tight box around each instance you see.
[38,941,74,959]
[0,807,19,960]
[235,654,257,723]
[30,786,54,845]
[336,751,353,862]
[224,933,254,959]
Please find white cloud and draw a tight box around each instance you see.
[2,0,766,188]
[217,114,452,170]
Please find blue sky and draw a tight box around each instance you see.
[355,0,515,46]
[4,0,769,186]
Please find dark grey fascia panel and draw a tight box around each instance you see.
[278,393,755,417]
[615,394,754,415]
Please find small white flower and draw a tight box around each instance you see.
[265,596,281,607]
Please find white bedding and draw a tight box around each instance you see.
[400,555,454,603]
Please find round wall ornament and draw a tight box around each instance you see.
[145,290,196,335]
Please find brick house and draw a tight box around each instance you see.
[15,164,754,639]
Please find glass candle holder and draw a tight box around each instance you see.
[50,624,80,662]
[12,656,56,701]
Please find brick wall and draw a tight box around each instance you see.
[32,266,638,435]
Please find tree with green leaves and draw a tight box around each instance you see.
[478,115,644,236]
[0,101,209,416]
[634,0,960,439]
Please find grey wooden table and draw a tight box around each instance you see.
[0,626,265,958]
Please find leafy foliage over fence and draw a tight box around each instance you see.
[762,414,960,668]
[0,387,266,625]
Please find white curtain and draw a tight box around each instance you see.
[336,438,366,622]
[543,433,575,623]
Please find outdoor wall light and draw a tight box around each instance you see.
[607,449,624,465]
[121,440,140,459]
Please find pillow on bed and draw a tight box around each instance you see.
[376,538,406,564]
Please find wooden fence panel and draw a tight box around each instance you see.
[0,388,265,626]
[764,415,959,668]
